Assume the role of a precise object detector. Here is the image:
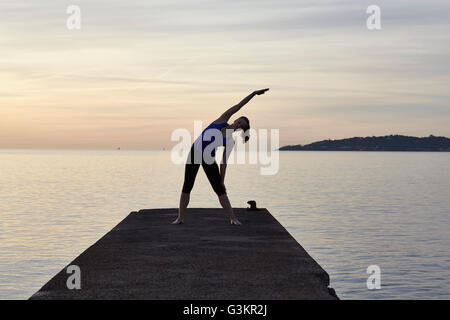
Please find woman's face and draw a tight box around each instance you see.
[232,117,248,130]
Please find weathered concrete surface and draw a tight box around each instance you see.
[30,208,338,300]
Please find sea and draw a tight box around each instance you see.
[0,149,449,299]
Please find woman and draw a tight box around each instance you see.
[172,88,269,226]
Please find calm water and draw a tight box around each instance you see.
[0,149,449,299]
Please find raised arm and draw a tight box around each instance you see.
[214,88,269,124]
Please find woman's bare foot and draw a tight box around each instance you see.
[171,216,184,224]
[230,218,242,226]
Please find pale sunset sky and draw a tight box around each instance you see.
[1,0,449,149]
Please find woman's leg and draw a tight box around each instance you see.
[202,161,241,225]
[173,149,200,224]
[218,193,241,225]
[173,192,190,224]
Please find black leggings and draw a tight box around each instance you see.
[182,146,226,196]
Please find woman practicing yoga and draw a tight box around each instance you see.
[172,88,269,226]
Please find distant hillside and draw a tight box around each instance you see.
[279,135,450,151]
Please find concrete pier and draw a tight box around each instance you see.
[30,208,338,300]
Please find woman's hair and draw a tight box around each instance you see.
[239,116,250,143]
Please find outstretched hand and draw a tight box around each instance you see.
[254,88,269,95]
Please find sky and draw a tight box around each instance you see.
[1,0,449,149]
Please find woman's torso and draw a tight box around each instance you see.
[193,122,231,157]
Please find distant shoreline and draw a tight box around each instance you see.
[279,135,450,152]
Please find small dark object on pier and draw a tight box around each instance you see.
[247,200,260,211]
